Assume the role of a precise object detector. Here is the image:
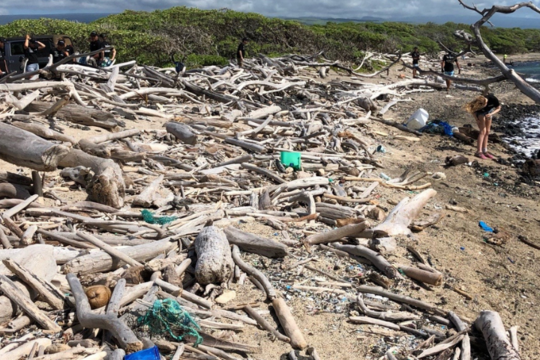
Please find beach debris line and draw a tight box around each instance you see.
[0,50,525,359]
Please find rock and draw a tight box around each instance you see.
[215,289,236,304]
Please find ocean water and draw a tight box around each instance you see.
[503,62,540,158]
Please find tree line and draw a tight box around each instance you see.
[1,7,538,68]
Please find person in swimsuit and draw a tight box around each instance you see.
[464,94,502,160]
[411,47,420,78]
[441,52,461,91]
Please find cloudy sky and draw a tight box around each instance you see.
[1,0,539,18]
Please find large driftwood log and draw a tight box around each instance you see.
[224,227,288,258]
[474,311,521,360]
[58,149,125,208]
[374,189,437,236]
[194,226,234,285]
[165,122,197,145]
[25,102,125,130]
[0,123,70,171]
[63,237,177,275]
[10,120,77,144]
[67,273,143,353]
[272,297,308,350]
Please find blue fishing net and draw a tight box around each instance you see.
[141,209,178,225]
[137,299,202,346]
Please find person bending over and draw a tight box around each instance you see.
[24,35,45,72]
[464,94,502,160]
[441,51,461,91]
[411,47,420,78]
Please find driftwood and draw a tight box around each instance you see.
[194,226,234,285]
[67,273,143,353]
[224,227,288,258]
[0,123,70,171]
[333,243,403,279]
[374,189,437,236]
[448,312,471,360]
[474,311,521,360]
[304,221,369,246]
[165,122,198,145]
[243,305,290,343]
[399,265,443,286]
[272,297,308,350]
[231,245,276,300]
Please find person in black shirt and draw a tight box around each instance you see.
[99,34,116,67]
[464,94,501,160]
[411,47,420,78]
[88,31,104,67]
[441,52,461,91]
[237,38,248,67]
[52,40,73,63]
[24,35,46,72]
[0,38,5,57]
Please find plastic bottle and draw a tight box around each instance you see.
[406,108,429,130]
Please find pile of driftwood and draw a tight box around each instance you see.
[0,53,522,360]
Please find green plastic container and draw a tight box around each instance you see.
[280,151,301,170]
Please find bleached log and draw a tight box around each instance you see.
[224,227,288,258]
[247,105,282,119]
[305,222,369,246]
[63,237,177,275]
[475,310,521,360]
[0,122,70,171]
[10,120,77,144]
[133,175,164,208]
[0,338,52,360]
[399,265,443,286]
[448,311,471,360]
[374,189,437,236]
[194,226,234,285]
[333,243,403,279]
[78,233,143,268]
[58,149,125,209]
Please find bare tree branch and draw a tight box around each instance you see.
[458,0,540,103]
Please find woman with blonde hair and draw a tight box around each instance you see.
[464,93,501,159]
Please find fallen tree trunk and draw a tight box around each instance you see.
[63,237,177,275]
[58,149,125,209]
[25,102,125,130]
[374,189,437,236]
[0,123,71,171]
[194,226,234,285]
[224,227,288,258]
[474,310,521,360]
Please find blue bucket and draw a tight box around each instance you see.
[124,346,161,360]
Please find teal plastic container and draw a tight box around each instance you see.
[280,151,301,170]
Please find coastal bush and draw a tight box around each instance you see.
[0,7,538,67]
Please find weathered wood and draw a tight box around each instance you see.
[475,311,521,360]
[243,305,290,342]
[2,259,66,310]
[165,122,197,145]
[0,183,31,199]
[305,221,369,246]
[0,275,61,332]
[66,273,143,352]
[315,203,355,220]
[224,227,288,258]
[78,232,143,268]
[63,237,177,275]
[448,312,471,360]
[194,226,234,285]
[272,297,308,350]
[0,123,70,171]
[58,149,125,209]
[225,138,266,153]
[333,243,403,279]
[10,120,76,144]
[374,189,437,236]
[399,265,443,286]
[232,245,276,300]
[0,171,33,186]
[357,285,445,315]
[25,102,125,130]
[133,175,164,208]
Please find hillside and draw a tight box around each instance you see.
[1,7,540,67]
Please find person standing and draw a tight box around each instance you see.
[0,37,5,57]
[464,94,502,160]
[411,47,420,78]
[24,35,46,72]
[441,51,461,91]
[0,38,6,77]
[237,38,248,67]
[87,31,104,67]
[503,54,508,64]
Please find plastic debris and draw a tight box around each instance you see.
[141,209,178,225]
[479,221,494,233]
[125,346,161,360]
[138,299,202,346]
[380,173,391,181]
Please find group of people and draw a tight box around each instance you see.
[410,47,502,160]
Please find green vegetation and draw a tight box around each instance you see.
[1,7,539,67]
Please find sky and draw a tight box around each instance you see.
[1,0,540,18]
